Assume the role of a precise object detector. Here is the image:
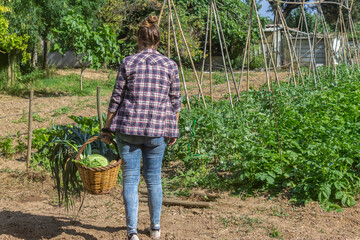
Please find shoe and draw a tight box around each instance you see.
[128,233,139,240]
[148,227,161,240]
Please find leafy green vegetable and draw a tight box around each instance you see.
[82,154,109,168]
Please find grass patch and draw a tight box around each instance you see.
[51,107,72,117]
[1,72,115,97]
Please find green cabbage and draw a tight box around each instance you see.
[82,154,109,168]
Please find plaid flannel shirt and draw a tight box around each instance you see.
[108,48,181,137]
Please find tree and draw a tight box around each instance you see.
[0,1,30,86]
[268,0,311,22]
[286,8,321,33]
[319,0,360,28]
[52,12,122,90]
[99,0,163,57]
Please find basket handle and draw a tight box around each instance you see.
[75,136,119,162]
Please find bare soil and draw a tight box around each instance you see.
[1,155,360,240]
[1,69,360,240]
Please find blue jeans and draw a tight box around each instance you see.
[115,133,166,235]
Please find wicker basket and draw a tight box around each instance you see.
[75,136,122,195]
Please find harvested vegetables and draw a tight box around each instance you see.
[76,154,109,168]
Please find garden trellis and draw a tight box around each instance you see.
[157,0,360,106]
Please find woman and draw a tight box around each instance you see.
[101,15,181,240]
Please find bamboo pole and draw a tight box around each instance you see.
[268,10,278,71]
[348,13,360,66]
[300,2,319,88]
[333,9,344,63]
[212,0,234,108]
[253,2,279,88]
[291,13,305,85]
[209,2,213,104]
[246,24,251,91]
[97,86,103,130]
[276,6,298,85]
[347,0,359,66]
[213,0,240,100]
[197,0,211,100]
[238,1,254,92]
[340,0,357,66]
[308,8,320,75]
[268,0,350,9]
[170,0,207,109]
[338,0,352,65]
[169,4,191,110]
[167,0,171,58]
[27,89,34,171]
[348,0,360,64]
[318,4,337,77]
[158,0,167,25]
[348,10,360,65]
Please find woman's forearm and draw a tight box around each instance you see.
[176,112,180,123]
[104,111,116,129]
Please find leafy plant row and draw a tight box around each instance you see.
[165,65,360,211]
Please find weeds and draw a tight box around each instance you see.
[270,206,288,218]
[12,111,46,124]
[0,132,27,156]
[51,107,71,117]
[268,225,283,239]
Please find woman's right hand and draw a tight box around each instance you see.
[100,131,113,145]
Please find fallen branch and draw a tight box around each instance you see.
[191,191,220,201]
[139,188,220,202]
[139,197,212,208]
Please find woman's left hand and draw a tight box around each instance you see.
[167,137,177,146]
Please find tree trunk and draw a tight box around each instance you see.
[270,3,299,23]
[32,44,38,68]
[11,54,15,84]
[43,37,48,70]
[7,53,11,87]
[80,67,85,91]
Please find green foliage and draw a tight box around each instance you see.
[0,3,30,62]
[165,65,360,211]
[0,136,16,157]
[0,132,27,156]
[249,55,265,69]
[52,12,123,69]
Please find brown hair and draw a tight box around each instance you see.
[138,15,160,49]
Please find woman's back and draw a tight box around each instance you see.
[109,48,181,137]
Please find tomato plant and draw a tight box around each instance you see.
[165,65,360,211]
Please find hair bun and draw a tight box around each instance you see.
[147,15,158,24]
[141,15,158,28]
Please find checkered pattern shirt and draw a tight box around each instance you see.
[108,48,181,137]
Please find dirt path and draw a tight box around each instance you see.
[1,155,360,240]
